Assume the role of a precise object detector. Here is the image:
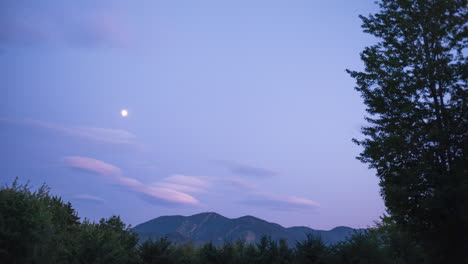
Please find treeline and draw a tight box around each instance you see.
[1,180,427,264]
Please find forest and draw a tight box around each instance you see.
[0,179,426,264]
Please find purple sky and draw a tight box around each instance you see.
[0,0,385,230]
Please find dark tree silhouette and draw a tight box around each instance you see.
[139,237,175,264]
[0,179,81,263]
[347,0,467,263]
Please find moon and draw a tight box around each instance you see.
[121,109,128,117]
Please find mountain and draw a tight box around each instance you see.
[132,212,360,246]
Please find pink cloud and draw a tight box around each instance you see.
[142,187,200,205]
[155,183,205,194]
[118,177,143,187]
[151,175,210,194]
[63,156,122,177]
[62,156,200,206]
[22,119,144,148]
[244,192,320,210]
[277,196,320,208]
[219,176,320,210]
[164,175,210,187]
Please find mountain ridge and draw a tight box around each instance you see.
[133,212,361,246]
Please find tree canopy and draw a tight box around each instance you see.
[347,0,467,263]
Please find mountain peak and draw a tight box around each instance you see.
[330,226,354,232]
[190,212,223,218]
[236,215,259,220]
[133,212,358,246]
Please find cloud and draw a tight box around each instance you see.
[164,175,209,188]
[74,127,136,141]
[215,160,277,178]
[155,183,205,194]
[152,175,210,194]
[0,1,130,49]
[224,178,257,191]
[74,194,105,203]
[4,119,144,148]
[60,154,315,210]
[63,156,200,206]
[140,186,200,206]
[118,176,144,188]
[64,156,122,177]
[215,174,319,211]
[242,193,320,211]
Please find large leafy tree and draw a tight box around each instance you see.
[0,180,140,264]
[74,216,140,264]
[347,0,467,262]
[0,180,80,263]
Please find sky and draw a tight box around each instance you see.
[0,0,385,230]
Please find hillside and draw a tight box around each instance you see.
[133,212,359,246]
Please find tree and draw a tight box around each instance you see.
[139,237,175,264]
[74,216,140,264]
[0,179,80,264]
[256,236,277,264]
[347,0,467,262]
[332,231,389,264]
[370,217,426,263]
[277,239,293,264]
[238,240,259,264]
[198,242,221,264]
[294,234,330,264]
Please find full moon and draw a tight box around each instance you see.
[121,109,128,117]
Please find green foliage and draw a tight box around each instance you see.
[139,237,175,264]
[170,242,196,264]
[370,216,426,264]
[0,179,80,264]
[295,234,330,264]
[347,0,467,262]
[1,178,446,263]
[277,239,294,264]
[0,179,139,264]
[235,239,259,264]
[332,231,389,264]
[197,242,221,264]
[74,216,139,264]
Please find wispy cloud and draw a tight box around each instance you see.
[140,186,200,206]
[220,176,319,211]
[164,175,209,188]
[2,118,144,148]
[64,156,122,177]
[0,1,130,49]
[215,160,277,178]
[155,183,205,194]
[224,178,258,191]
[118,176,144,188]
[242,193,320,211]
[152,175,210,194]
[74,194,105,203]
[61,154,316,209]
[63,156,200,206]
